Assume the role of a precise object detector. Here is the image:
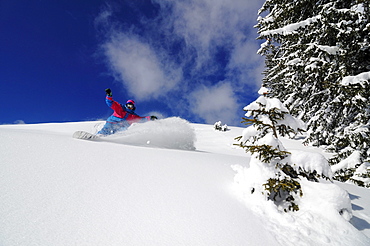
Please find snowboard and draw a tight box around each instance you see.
[73,131,100,140]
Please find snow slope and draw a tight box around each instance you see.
[0,119,369,245]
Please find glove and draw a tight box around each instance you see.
[150,116,158,121]
[105,88,112,97]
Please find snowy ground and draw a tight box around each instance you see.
[0,119,369,245]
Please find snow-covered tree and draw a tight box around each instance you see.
[328,72,370,187]
[235,88,332,212]
[256,0,370,186]
[214,121,228,131]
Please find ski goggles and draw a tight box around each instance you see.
[126,103,135,109]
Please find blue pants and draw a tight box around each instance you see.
[98,116,129,135]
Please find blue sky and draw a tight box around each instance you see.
[0,0,265,126]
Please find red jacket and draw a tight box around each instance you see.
[106,96,150,124]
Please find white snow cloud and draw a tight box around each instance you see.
[154,0,264,83]
[228,40,264,86]
[103,33,182,100]
[188,82,239,124]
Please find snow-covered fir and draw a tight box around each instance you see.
[0,118,369,245]
[234,87,329,213]
[214,121,229,132]
[256,0,370,187]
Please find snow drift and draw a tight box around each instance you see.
[0,121,369,246]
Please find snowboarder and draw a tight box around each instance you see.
[97,88,157,136]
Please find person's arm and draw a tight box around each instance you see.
[126,113,158,123]
[104,88,126,117]
[104,88,114,107]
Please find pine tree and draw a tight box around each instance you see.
[329,73,370,187]
[235,88,331,212]
[256,0,370,186]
